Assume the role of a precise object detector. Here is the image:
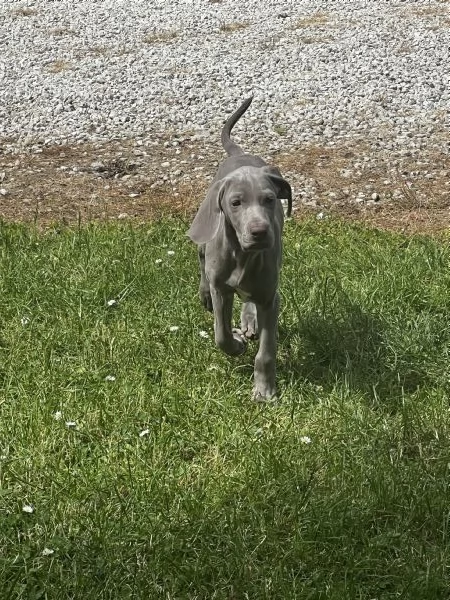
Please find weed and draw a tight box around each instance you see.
[410,6,449,16]
[219,21,249,33]
[301,35,334,44]
[91,158,138,179]
[143,30,178,44]
[11,6,38,17]
[49,27,77,37]
[46,60,72,73]
[87,45,110,56]
[273,124,288,136]
[292,11,329,29]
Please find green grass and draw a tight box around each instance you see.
[1,217,450,599]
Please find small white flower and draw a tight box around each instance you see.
[169,326,179,332]
[316,212,324,220]
[254,427,264,438]
[199,330,209,338]
[139,429,150,437]
[65,421,77,428]
[105,375,116,382]
[107,299,117,307]
[22,504,34,513]
[167,250,175,256]
[53,411,62,421]
[21,316,30,326]
[42,548,54,556]
[300,436,312,444]
[155,258,163,264]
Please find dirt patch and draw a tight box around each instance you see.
[0,137,216,225]
[1,137,449,234]
[275,145,450,234]
[401,3,450,28]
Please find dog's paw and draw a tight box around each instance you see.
[252,386,278,403]
[240,303,258,339]
[241,321,259,340]
[217,329,247,356]
[252,373,277,402]
[229,328,248,356]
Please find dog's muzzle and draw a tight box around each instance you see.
[241,222,273,251]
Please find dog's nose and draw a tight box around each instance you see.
[249,222,269,239]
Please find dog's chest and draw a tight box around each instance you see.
[227,256,278,304]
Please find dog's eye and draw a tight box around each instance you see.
[231,199,241,207]
[265,196,275,204]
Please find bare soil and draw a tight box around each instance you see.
[1,137,449,234]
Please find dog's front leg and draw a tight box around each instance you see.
[198,245,213,311]
[210,286,246,356]
[253,292,279,400]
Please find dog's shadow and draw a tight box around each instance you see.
[278,302,427,403]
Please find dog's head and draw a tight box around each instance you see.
[188,166,291,250]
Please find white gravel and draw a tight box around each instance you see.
[1,0,449,158]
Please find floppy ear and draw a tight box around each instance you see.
[187,180,225,244]
[263,166,293,217]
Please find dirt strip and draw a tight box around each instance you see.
[1,137,449,233]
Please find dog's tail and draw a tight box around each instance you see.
[221,96,253,157]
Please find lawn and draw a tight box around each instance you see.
[1,217,450,599]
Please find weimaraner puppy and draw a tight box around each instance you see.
[188,96,292,400]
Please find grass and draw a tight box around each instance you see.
[1,217,450,598]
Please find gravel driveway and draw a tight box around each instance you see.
[1,0,449,229]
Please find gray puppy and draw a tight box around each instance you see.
[188,97,292,400]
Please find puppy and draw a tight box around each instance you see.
[188,97,292,399]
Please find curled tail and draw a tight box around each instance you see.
[221,96,253,157]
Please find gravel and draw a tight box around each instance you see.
[1,0,448,153]
[0,0,449,216]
